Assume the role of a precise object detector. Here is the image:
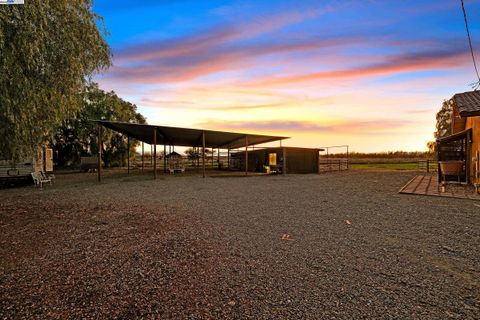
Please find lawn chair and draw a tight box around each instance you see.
[31,172,52,188]
[40,171,55,184]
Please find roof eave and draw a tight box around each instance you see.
[459,110,480,117]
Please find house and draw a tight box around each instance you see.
[437,90,480,188]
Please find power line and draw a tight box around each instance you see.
[461,0,480,90]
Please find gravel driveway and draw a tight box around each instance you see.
[1,170,479,319]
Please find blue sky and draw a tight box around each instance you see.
[93,0,480,151]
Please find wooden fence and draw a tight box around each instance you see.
[417,160,437,172]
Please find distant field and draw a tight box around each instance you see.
[351,162,422,170]
[349,158,436,171]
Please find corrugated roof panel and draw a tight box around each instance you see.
[454,91,480,117]
[95,120,288,149]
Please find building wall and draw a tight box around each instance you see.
[233,147,320,173]
[452,105,466,134]
[466,116,480,184]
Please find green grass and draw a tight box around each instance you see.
[351,162,436,171]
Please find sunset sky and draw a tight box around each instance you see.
[94,0,480,152]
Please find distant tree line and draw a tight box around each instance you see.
[326,151,434,159]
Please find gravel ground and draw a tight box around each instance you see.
[0,170,479,319]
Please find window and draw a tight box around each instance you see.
[269,153,277,166]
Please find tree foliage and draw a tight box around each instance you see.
[52,83,146,167]
[184,148,200,160]
[0,0,111,161]
[434,99,453,139]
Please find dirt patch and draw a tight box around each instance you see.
[0,195,232,319]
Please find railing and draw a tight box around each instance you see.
[418,160,437,173]
[318,159,349,173]
[132,155,229,170]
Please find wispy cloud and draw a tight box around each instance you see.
[197,118,415,134]
[94,0,480,151]
[243,47,468,87]
[107,37,359,84]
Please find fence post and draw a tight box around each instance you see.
[426,160,429,173]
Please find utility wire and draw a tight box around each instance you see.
[461,0,480,90]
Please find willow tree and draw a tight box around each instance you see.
[0,0,111,161]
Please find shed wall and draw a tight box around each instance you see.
[466,116,480,184]
[233,147,319,173]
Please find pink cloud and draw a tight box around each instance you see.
[106,36,362,84]
[197,118,416,134]
[114,8,331,64]
[243,48,468,87]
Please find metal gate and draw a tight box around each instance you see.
[318,145,349,173]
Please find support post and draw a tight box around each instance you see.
[202,131,206,178]
[97,124,102,182]
[153,129,157,180]
[346,145,349,170]
[283,147,287,176]
[141,142,144,172]
[127,136,130,174]
[164,143,167,173]
[195,147,199,169]
[245,136,248,176]
[227,147,230,169]
[218,148,220,169]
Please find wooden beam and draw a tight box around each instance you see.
[245,136,248,176]
[283,147,287,176]
[202,131,206,178]
[227,147,230,169]
[141,142,144,172]
[164,143,167,173]
[153,129,157,179]
[346,145,349,170]
[127,136,130,174]
[97,123,102,182]
[466,130,471,183]
[218,147,220,169]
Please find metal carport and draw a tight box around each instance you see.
[95,120,289,180]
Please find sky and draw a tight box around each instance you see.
[93,0,480,152]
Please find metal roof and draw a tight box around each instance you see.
[95,120,288,149]
[453,90,480,117]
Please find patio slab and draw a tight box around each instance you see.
[399,174,480,200]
